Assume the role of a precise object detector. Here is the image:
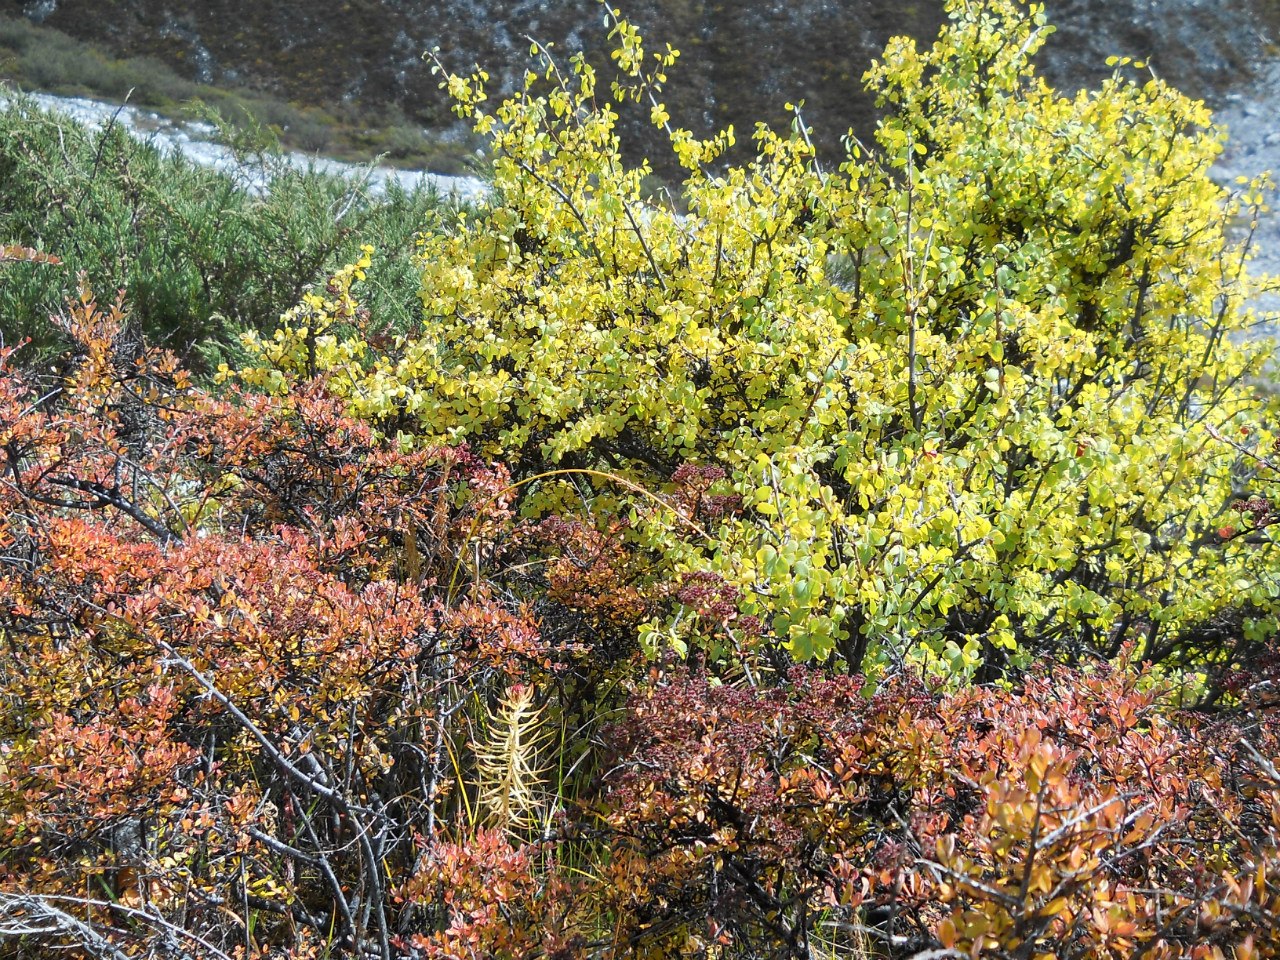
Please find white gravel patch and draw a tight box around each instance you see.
[0,90,488,203]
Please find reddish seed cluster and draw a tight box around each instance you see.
[1234,495,1277,530]
[671,463,726,487]
[669,462,742,521]
[676,570,742,623]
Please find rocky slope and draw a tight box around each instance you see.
[9,0,1276,175]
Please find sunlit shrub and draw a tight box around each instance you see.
[240,0,1280,679]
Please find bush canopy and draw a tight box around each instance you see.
[238,0,1280,682]
[4,2,1280,959]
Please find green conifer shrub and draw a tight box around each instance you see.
[0,94,452,371]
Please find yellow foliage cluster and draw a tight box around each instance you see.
[236,0,1280,676]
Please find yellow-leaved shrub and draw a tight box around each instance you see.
[237,0,1280,678]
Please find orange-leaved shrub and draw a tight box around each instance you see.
[598,662,1280,958]
[0,266,1276,959]
[0,283,616,958]
[6,0,1280,944]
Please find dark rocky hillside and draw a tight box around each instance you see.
[9,0,1279,173]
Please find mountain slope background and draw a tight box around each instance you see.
[7,0,1278,176]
